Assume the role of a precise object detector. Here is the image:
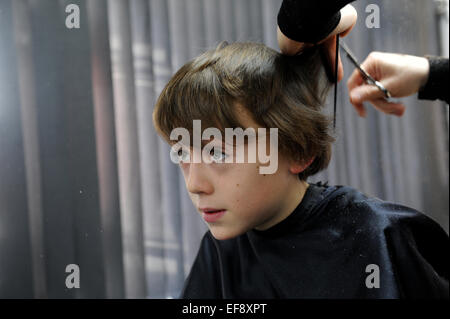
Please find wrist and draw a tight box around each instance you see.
[417,56,430,89]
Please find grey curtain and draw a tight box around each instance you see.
[0,0,447,298]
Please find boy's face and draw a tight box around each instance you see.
[178,108,308,240]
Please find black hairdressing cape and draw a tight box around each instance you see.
[181,183,449,299]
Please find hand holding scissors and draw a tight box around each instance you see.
[343,46,430,117]
[341,42,392,99]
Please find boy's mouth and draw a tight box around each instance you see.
[199,208,227,223]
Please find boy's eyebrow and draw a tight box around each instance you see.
[201,139,236,148]
[200,130,260,148]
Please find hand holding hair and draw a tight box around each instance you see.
[277,4,358,82]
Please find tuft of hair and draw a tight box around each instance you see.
[153,41,335,180]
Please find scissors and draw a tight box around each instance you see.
[340,41,392,99]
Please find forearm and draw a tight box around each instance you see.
[277,0,356,43]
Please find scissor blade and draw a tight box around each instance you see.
[340,41,359,65]
[341,41,376,85]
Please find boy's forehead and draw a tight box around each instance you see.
[169,103,268,148]
[200,128,258,147]
[204,105,262,146]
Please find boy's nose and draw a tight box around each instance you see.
[186,163,213,195]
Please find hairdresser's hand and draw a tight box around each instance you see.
[347,52,430,117]
[277,4,357,82]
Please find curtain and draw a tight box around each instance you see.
[0,0,447,298]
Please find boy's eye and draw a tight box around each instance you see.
[209,147,227,163]
[177,148,190,162]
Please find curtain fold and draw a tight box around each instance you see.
[87,0,124,299]
[0,0,34,299]
[108,0,146,298]
[12,0,46,299]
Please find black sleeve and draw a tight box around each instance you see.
[180,231,223,299]
[277,0,356,43]
[418,56,449,104]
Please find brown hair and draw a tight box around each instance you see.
[153,41,334,180]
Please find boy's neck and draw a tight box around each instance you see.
[254,180,309,231]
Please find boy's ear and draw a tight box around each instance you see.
[289,157,315,174]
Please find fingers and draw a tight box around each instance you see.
[347,68,364,93]
[337,58,344,82]
[351,100,367,117]
[370,99,406,117]
[347,70,406,117]
[347,71,385,116]
[277,26,305,55]
[349,84,386,105]
[322,35,344,82]
[347,53,381,89]
[348,82,405,117]
[349,97,406,117]
[353,103,367,117]
[331,4,358,38]
[348,92,406,117]
[323,3,357,81]
[278,3,357,78]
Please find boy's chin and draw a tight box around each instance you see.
[209,226,245,241]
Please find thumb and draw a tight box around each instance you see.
[349,84,385,104]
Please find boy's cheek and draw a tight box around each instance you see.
[179,162,189,174]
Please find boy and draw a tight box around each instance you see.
[152,42,448,298]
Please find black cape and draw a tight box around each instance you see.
[181,183,449,298]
